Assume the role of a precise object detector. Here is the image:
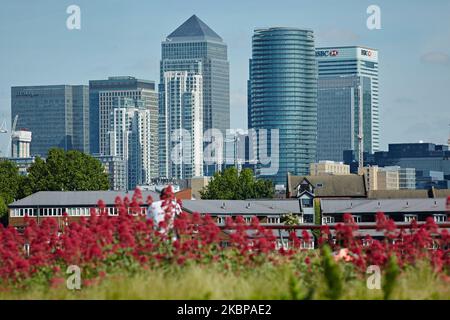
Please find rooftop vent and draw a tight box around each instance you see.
[221,202,226,209]
[246,202,251,209]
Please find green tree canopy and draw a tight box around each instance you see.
[200,167,274,200]
[26,148,110,193]
[0,160,24,222]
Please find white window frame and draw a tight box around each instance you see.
[433,214,447,223]
[322,216,335,225]
[404,214,418,223]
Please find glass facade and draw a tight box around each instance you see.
[248,28,318,186]
[317,75,372,162]
[11,85,89,157]
[316,46,380,159]
[159,15,230,178]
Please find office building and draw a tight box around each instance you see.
[89,77,158,179]
[383,166,416,190]
[345,143,450,189]
[11,130,31,158]
[161,71,203,179]
[310,161,350,176]
[248,27,318,186]
[316,47,379,162]
[359,166,399,191]
[160,15,230,176]
[11,85,89,156]
[108,97,153,189]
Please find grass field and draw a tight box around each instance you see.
[1,261,449,300]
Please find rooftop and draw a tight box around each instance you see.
[166,15,222,42]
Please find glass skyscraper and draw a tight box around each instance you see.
[89,76,159,180]
[248,28,318,186]
[316,46,379,162]
[11,85,89,157]
[159,15,230,178]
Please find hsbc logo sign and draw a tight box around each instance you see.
[316,49,339,57]
[361,49,373,57]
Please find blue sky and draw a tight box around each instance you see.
[1,0,449,155]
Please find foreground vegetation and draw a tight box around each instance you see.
[0,188,449,300]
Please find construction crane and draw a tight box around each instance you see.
[357,85,364,172]
[0,115,18,156]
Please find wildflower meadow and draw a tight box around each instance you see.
[0,188,449,300]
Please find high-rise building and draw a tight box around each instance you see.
[359,166,399,191]
[11,130,32,158]
[11,85,89,156]
[108,97,153,190]
[93,155,127,191]
[160,15,230,176]
[89,76,158,179]
[161,71,203,179]
[248,27,318,186]
[316,46,379,161]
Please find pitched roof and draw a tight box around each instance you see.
[9,191,160,207]
[287,174,366,198]
[321,198,448,214]
[167,15,222,41]
[182,200,300,215]
[367,189,430,199]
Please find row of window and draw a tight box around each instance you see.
[10,207,147,217]
[321,214,448,225]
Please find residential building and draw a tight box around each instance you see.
[11,85,89,156]
[383,166,416,190]
[160,15,230,176]
[89,77,158,180]
[161,71,203,179]
[248,27,318,186]
[309,161,350,176]
[93,155,127,191]
[108,97,153,189]
[316,46,379,161]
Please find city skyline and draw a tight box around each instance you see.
[1,0,450,156]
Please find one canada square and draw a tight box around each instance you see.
[159,15,230,179]
[248,28,318,186]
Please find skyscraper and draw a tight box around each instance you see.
[248,28,318,186]
[89,76,158,179]
[159,15,230,177]
[109,97,153,189]
[161,71,203,179]
[11,85,89,156]
[316,46,379,162]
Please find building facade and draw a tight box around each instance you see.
[11,130,31,158]
[108,97,153,189]
[89,77,158,180]
[316,47,380,161]
[11,85,89,156]
[309,161,350,176]
[159,15,230,177]
[359,166,399,191]
[93,155,127,190]
[161,71,203,179]
[248,27,318,186]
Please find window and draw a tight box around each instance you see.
[301,198,313,208]
[243,216,253,224]
[404,214,418,223]
[322,216,335,224]
[267,216,280,224]
[217,216,225,224]
[353,215,362,223]
[433,214,447,223]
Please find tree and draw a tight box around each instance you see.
[0,160,23,222]
[200,167,274,200]
[25,148,109,194]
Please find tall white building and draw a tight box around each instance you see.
[161,71,203,179]
[109,97,153,190]
[11,130,32,158]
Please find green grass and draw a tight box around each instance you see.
[1,262,449,300]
